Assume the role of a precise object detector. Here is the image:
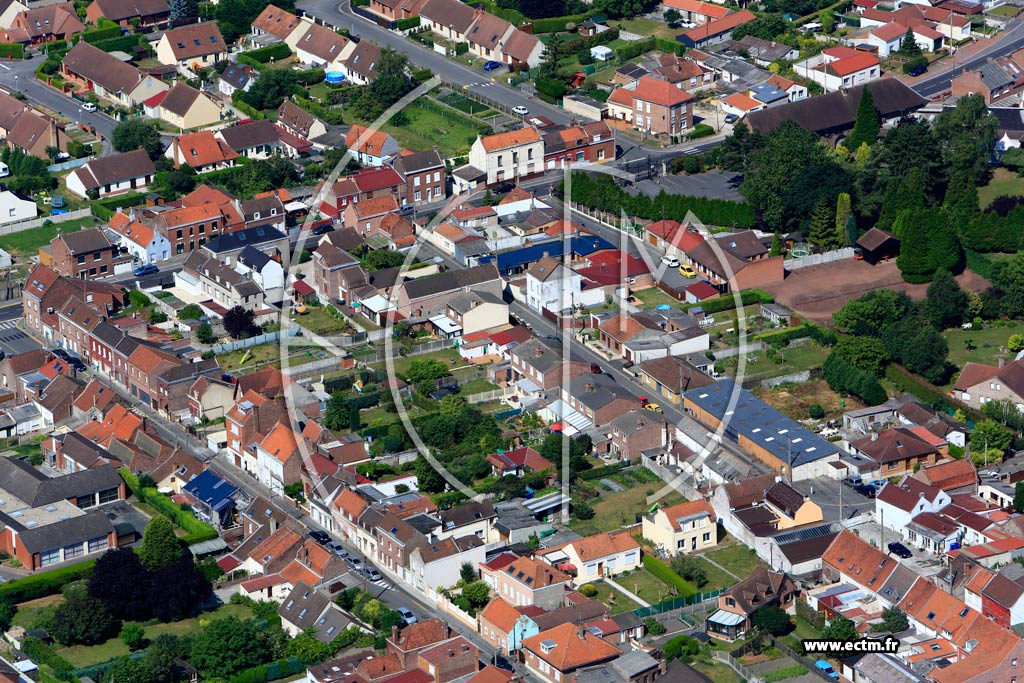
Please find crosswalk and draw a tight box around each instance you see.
[464,82,496,89]
[0,319,19,331]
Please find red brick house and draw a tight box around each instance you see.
[394,149,446,206]
[417,636,479,683]
[49,229,123,280]
[323,166,405,218]
[541,121,614,170]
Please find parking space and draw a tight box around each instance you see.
[634,171,744,202]
[846,520,945,578]
[806,476,876,522]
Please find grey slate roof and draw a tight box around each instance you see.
[7,508,115,554]
[0,458,122,508]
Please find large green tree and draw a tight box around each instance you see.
[139,515,181,571]
[846,86,880,152]
[354,48,413,120]
[112,120,162,159]
[807,198,839,252]
[898,28,922,58]
[833,289,915,336]
[822,616,859,642]
[925,269,969,330]
[933,94,997,184]
[50,590,117,646]
[241,69,298,111]
[189,617,276,679]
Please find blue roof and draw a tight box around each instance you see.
[183,470,238,506]
[494,236,614,275]
[684,380,837,467]
[203,226,286,254]
[749,83,787,104]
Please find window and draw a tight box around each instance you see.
[77,255,85,264]
[414,176,421,187]
[40,548,61,566]
[414,191,421,201]
[63,542,84,560]
[98,487,119,505]
[88,536,108,553]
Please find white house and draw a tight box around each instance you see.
[255,422,299,496]
[408,536,487,603]
[875,478,950,535]
[106,212,171,264]
[0,190,37,225]
[236,245,285,302]
[525,256,582,314]
[468,127,544,185]
[66,149,156,199]
[795,47,880,92]
[536,530,641,584]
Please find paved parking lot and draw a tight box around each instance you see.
[634,171,743,202]
[806,476,876,522]
[849,520,946,578]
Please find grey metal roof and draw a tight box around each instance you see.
[0,458,122,508]
[9,508,115,554]
[978,60,1014,91]
[684,380,838,467]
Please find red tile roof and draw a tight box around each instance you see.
[522,622,620,671]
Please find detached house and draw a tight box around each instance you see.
[294,22,354,70]
[251,4,300,44]
[86,0,168,26]
[706,566,797,641]
[849,427,944,478]
[510,336,594,393]
[277,99,327,142]
[150,82,222,130]
[156,22,228,76]
[346,125,400,167]
[217,120,283,160]
[62,41,168,107]
[420,0,477,43]
[11,3,82,44]
[522,623,621,683]
[642,500,717,558]
[953,359,1024,410]
[104,211,172,265]
[66,149,156,199]
[607,76,694,136]
[538,529,641,583]
[166,130,238,173]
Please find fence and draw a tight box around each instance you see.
[355,338,459,365]
[466,388,505,404]
[783,247,855,271]
[712,650,757,682]
[283,356,342,379]
[632,588,728,618]
[711,341,766,359]
[209,328,299,354]
[641,454,702,502]
[46,157,90,173]
[0,207,92,236]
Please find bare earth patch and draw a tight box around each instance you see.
[753,379,865,421]
[763,260,989,325]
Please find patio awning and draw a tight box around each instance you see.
[707,609,745,627]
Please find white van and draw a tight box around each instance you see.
[0,162,9,178]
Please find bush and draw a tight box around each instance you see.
[687,123,715,140]
[755,324,812,346]
[0,562,95,603]
[644,617,667,635]
[0,43,24,59]
[643,556,697,597]
[81,24,122,43]
[664,634,699,662]
[765,665,808,682]
[119,469,217,544]
[579,584,597,597]
[120,623,146,650]
[808,403,826,419]
[396,16,420,30]
[411,67,432,83]
[689,289,773,315]
[242,43,291,64]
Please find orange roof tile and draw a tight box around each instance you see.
[522,622,620,671]
[259,422,299,463]
[479,598,523,632]
[822,530,897,590]
[173,131,239,169]
[279,558,321,586]
[345,124,393,156]
[659,499,716,530]
[629,76,694,107]
[724,92,763,111]
[249,526,303,566]
[480,127,542,152]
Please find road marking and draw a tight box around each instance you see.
[0,63,9,71]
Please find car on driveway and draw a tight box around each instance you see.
[853,484,877,499]
[133,264,159,277]
[888,542,913,559]
[483,60,502,71]
[397,608,417,625]
[723,113,738,124]
[678,264,697,278]
[309,530,331,545]
[815,661,838,679]
[326,542,348,557]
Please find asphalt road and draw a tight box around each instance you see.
[912,19,1024,98]
[0,57,118,148]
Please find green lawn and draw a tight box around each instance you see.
[0,215,102,255]
[632,287,683,309]
[297,306,355,335]
[589,580,642,614]
[614,16,680,40]
[361,100,487,157]
[943,320,1024,386]
[569,486,686,534]
[436,93,496,119]
[616,568,676,604]
[693,556,738,593]
[691,660,743,683]
[216,343,283,371]
[57,603,255,667]
[989,4,1020,18]
[704,539,769,578]
[373,347,465,378]
[729,341,831,380]
[459,379,500,395]
[979,167,1024,208]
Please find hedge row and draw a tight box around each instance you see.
[91,34,143,54]
[755,324,813,346]
[22,637,74,679]
[532,10,596,34]
[296,69,326,86]
[884,364,988,425]
[81,24,122,44]
[232,92,265,120]
[578,462,626,481]
[120,469,218,544]
[654,37,686,56]
[411,67,432,83]
[229,656,305,683]
[396,16,420,30]
[243,43,292,64]
[0,43,24,59]
[291,96,343,124]
[688,289,773,315]
[0,562,95,603]
[642,556,697,597]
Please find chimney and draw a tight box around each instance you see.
[775,475,782,484]
[391,625,399,642]
[871,432,878,441]
[585,382,594,392]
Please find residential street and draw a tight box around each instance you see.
[912,19,1024,97]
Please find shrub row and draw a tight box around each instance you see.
[91,34,144,54]
[532,11,596,34]
[22,637,74,679]
[232,92,265,120]
[615,37,656,62]
[755,324,813,346]
[0,562,94,603]
[296,69,326,86]
[81,24,122,44]
[578,462,626,481]
[291,95,343,125]
[229,657,305,683]
[243,43,292,64]
[0,43,24,59]
[654,37,686,56]
[396,16,420,30]
[689,289,773,315]
[120,468,218,544]
[642,556,697,597]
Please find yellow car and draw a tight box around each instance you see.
[678,264,697,278]
[644,403,664,414]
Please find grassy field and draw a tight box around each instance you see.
[614,16,680,40]
[57,603,255,667]
[704,540,769,579]
[691,660,743,683]
[459,378,500,394]
[943,321,1024,384]
[365,100,486,157]
[730,341,831,380]
[0,214,101,255]
[374,347,465,377]
[590,580,642,614]
[296,306,355,335]
[693,556,738,593]
[979,167,1024,208]
[436,92,497,119]
[989,4,1020,18]
[632,287,683,309]
[570,485,686,535]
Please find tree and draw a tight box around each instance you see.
[120,623,146,650]
[835,192,852,244]
[846,83,880,152]
[971,419,1012,454]
[574,501,595,520]
[934,94,997,184]
[819,9,834,33]
[108,657,154,683]
[459,562,477,584]
[195,322,214,344]
[821,616,859,642]
[834,336,889,376]
[752,606,792,635]
[884,318,950,384]
[363,249,405,271]
[1014,482,1024,513]
[413,455,445,493]
[834,289,915,336]
[897,208,961,284]
[169,0,197,21]
[190,616,275,679]
[925,270,969,330]
[461,581,491,608]
[139,516,181,571]
[112,120,162,159]
[664,8,680,21]
[943,172,979,223]
[285,629,335,665]
[898,28,922,58]
[769,232,783,256]
[717,121,764,173]
[405,358,450,384]
[89,548,153,621]
[881,606,909,633]
[670,555,708,588]
[807,198,839,252]
[354,48,412,120]
[50,591,116,646]
[223,305,257,339]
[241,69,298,111]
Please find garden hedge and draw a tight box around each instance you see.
[578,462,626,481]
[396,16,420,30]
[81,25,122,44]
[0,43,24,59]
[0,562,95,603]
[688,289,773,315]
[120,469,218,544]
[243,43,292,63]
[532,10,596,33]
[642,556,697,597]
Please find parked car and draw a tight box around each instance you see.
[815,661,838,680]
[643,403,664,414]
[429,386,459,401]
[888,542,913,559]
[51,348,71,362]
[309,530,331,545]
[853,484,877,499]
[678,264,697,278]
[133,264,159,277]
[326,542,348,557]
[347,557,364,571]
[67,356,86,372]
[364,567,382,581]
[723,113,738,124]
[908,63,927,77]
[493,182,515,194]
[483,60,502,71]
[311,224,334,235]
[399,205,414,216]
[81,102,97,112]
[842,476,863,488]
[512,105,529,116]
[396,608,417,625]
[661,254,680,268]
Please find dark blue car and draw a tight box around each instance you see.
[483,60,502,71]
[133,264,159,277]
[908,64,927,77]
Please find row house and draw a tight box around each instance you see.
[86,0,169,26]
[560,372,639,429]
[536,529,641,583]
[181,252,266,312]
[165,130,239,174]
[393,149,446,206]
[541,121,614,170]
[255,421,302,496]
[225,390,290,474]
[49,229,124,281]
[509,337,593,393]
[107,209,173,264]
[22,265,124,344]
[153,357,220,419]
[478,597,539,654]
[61,41,168,108]
[848,426,945,478]
[124,344,181,408]
[963,566,1024,629]
[795,46,881,93]
[419,0,542,67]
[607,76,695,136]
[56,297,104,360]
[346,125,401,167]
[0,90,68,160]
[154,204,225,256]
[408,535,486,600]
[321,165,405,218]
[480,553,569,610]
[467,128,543,186]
